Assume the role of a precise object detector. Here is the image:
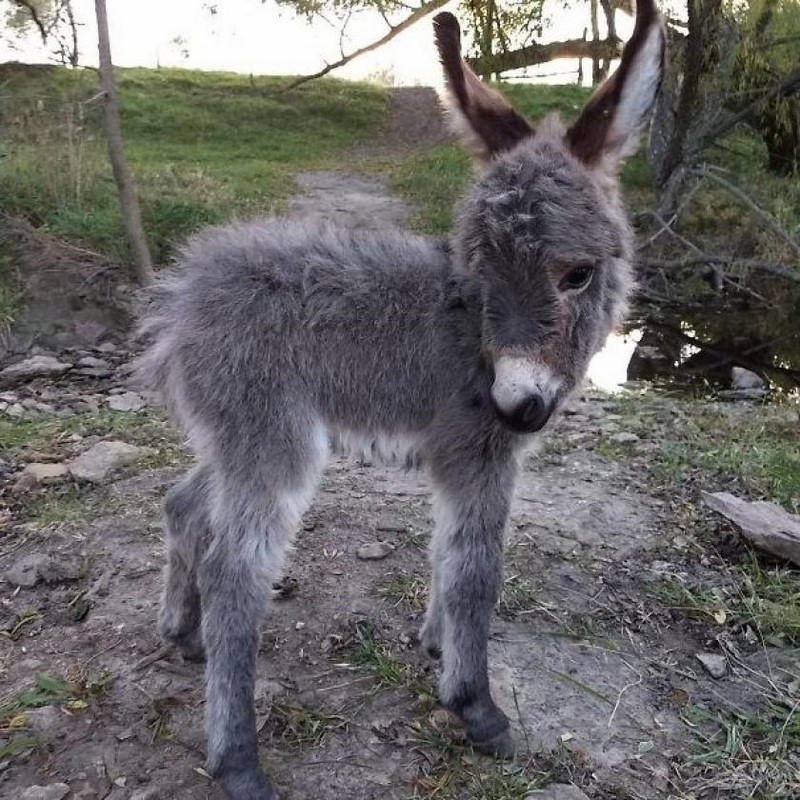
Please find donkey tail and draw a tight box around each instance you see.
[131,271,185,414]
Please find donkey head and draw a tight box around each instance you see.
[434,1,665,433]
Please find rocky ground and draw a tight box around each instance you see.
[2,92,799,800]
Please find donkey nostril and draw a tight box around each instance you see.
[519,395,546,430]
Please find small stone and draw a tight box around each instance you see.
[130,789,159,800]
[77,356,111,369]
[375,515,407,533]
[610,432,640,444]
[23,706,62,740]
[4,553,51,588]
[20,784,71,800]
[295,621,306,630]
[696,652,728,679]
[357,541,395,560]
[3,553,82,588]
[525,784,590,800]
[13,462,69,493]
[21,398,55,414]
[68,440,150,483]
[731,367,764,391]
[0,356,71,385]
[107,392,146,412]
[4,402,24,418]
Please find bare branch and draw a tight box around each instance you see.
[11,0,50,43]
[279,0,447,93]
[639,256,800,285]
[468,36,623,76]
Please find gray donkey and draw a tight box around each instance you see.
[136,4,665,798]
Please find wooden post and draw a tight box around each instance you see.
[94,0,154,285]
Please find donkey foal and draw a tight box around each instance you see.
[136,4,665,798]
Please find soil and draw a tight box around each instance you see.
[0,89,792,800]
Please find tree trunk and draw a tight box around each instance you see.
[590,0,602,85]
[468,37,622,76]
[94,0,153,285]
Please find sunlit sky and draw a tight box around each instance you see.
[1,0,636,85]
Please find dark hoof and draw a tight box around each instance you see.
[161,628,206,662]
[470,727,515,759]
[219,767,277,800]
[424,642,442,660]
[417,625,442,660]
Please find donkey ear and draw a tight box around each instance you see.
[433,12,533,162]
[566,0,666,171]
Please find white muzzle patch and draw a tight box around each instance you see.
[490,355,562,415]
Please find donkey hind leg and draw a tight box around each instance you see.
[159,464,212,662]
[200,425,327,800]
[429,479,515,757]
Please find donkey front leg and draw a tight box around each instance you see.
[428,469,515,756]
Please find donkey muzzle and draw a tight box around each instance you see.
[489,355,561,434]
[491,393,555,433]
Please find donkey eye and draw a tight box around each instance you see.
[560,264,595,292]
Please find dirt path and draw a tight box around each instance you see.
[2,113,795,800]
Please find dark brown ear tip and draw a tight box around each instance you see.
[634,0,660,29]
[433,12,461,47]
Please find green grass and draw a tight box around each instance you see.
[655,407,800,512]
[263,700,348,750]
[680,699,800,798]
[0,63,389,264]
[0,407,182,462]
[594,392,800,512]
[346,621,433,696]
[0,669,112,761]
[651,556,800,647]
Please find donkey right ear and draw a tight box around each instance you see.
[566,0,666,172]
[433,12,533,162]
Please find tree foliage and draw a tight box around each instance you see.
[2,0,79,65]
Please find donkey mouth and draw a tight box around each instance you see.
[490,396,555,434]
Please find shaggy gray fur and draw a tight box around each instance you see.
[135,4,665,797]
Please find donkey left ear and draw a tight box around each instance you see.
[566,0,666,172]
[433,12,533,162]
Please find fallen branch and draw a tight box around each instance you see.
[645,319,800,382]
[639,256,800,285]
[279,0,447,93]
[691,166,800,258]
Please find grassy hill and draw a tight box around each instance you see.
[0,64,389,265]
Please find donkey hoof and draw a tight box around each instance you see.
[418,625,442,660]
[219,767,278,800]
[422,641,442,660]
[159,627,206,662]
[470,727,515,760]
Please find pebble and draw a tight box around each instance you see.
[0,355,71,385]
[68,440,150,483]
[20,784,71,800]
[3,553,82,588]
[12,462,69,493]
[696,652,728,679]
[130,788,160,800]
[610,431,640,444]
[107,391,146,412]
[357,541,395,560]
